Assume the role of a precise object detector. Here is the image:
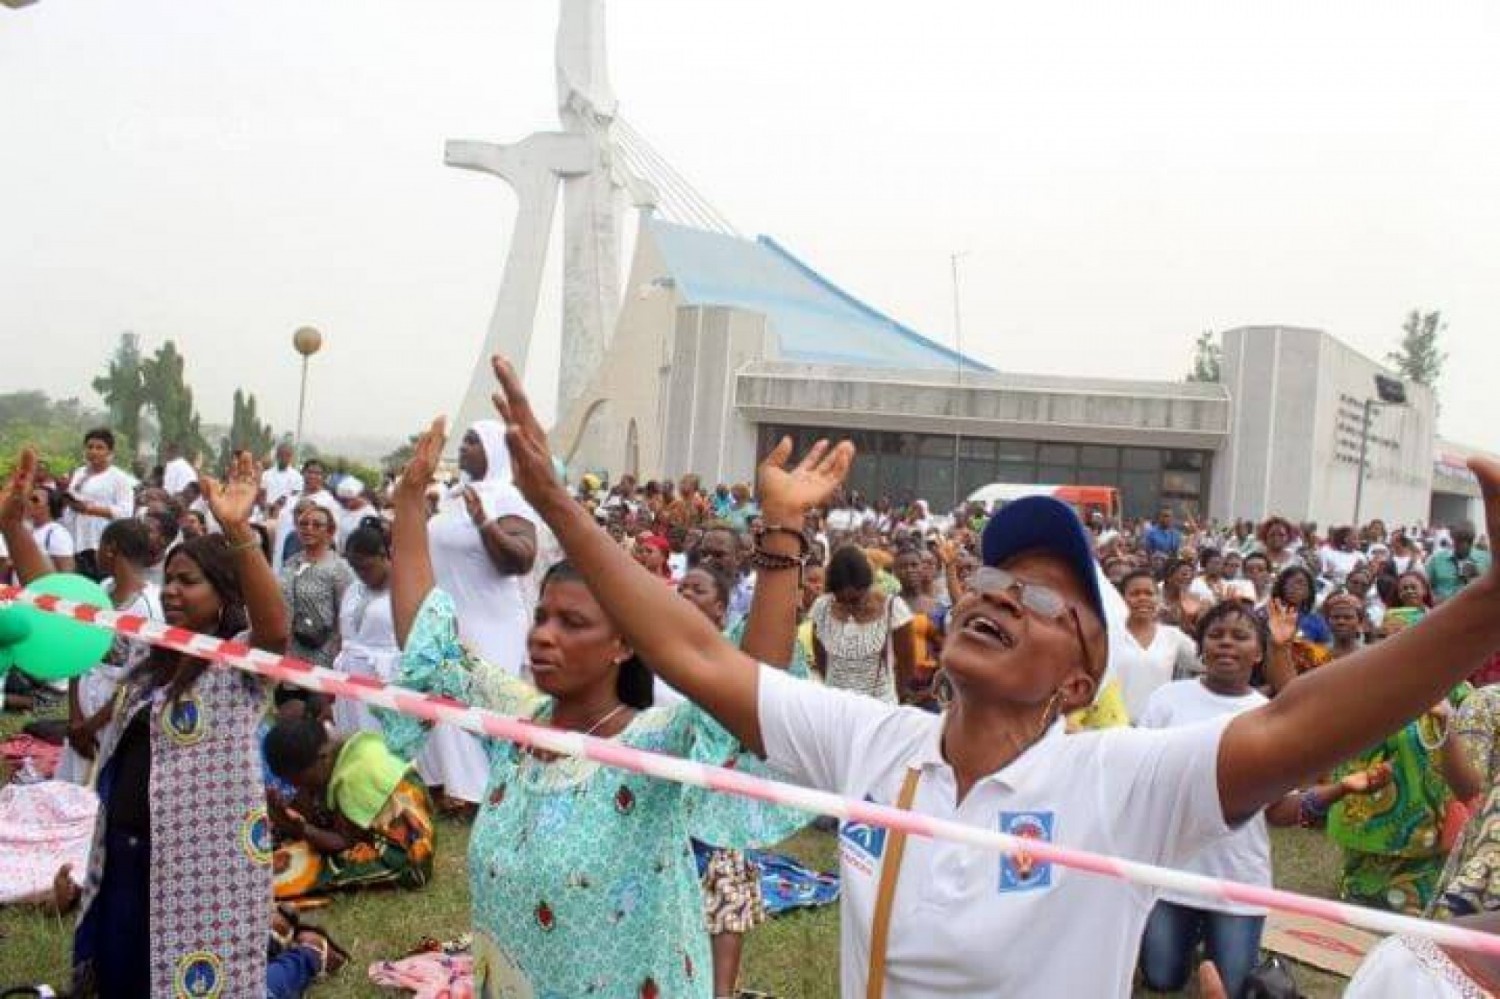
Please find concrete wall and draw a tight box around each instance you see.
[736,363,1230,450]
[1211,326,1434,525]
[660,306,772,483]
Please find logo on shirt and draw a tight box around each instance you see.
[174,950,223,998]
[162,693,209,747]
[998,811,1054,893]
[240,806,273,865]
[839,798,889,876]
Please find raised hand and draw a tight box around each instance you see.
[756,436,855,523]
[0,448,36,531]
[489,355,565,508]
[201,451,259,531]
[1267,598,1299,647]
[462,486,486,527]
[396,417,446,504]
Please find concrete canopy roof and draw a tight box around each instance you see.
[651,220,993,373]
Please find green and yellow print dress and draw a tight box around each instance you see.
[384,589,809,999]
[1327,713,1454,916]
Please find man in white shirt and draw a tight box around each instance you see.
[258,442,304,517]
[62,428,136,580]
[160,442,199,498]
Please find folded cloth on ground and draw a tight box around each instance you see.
[368,952,473,999]
[690,842,840,916]
[0,780,94,903]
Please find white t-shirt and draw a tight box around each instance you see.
[162,457,198,496]
[32,521,76,561]
[1111,623,1200,720]
[1138,679,1270,916]
[757,666,1234,999]
[63,465,135,552]
[1319,546,1364,586]
[260,466,304,510]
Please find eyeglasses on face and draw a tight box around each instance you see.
[968,566,1098,677]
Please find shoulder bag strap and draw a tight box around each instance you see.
[867,766,920,999]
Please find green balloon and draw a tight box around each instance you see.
[0,605,30,649]
[5,574,114,681]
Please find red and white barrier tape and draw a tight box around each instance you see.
[3,582,1497,958]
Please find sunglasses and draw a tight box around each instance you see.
[968,566,1099,677]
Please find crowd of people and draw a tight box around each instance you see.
[3,358,1500,997]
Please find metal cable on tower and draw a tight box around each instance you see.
[614,117,740,236]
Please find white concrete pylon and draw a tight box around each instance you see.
[450,0,630,438]
[447,133,592,439]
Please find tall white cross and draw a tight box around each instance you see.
[450,0,636,437]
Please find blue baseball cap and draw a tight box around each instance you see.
[980,496,1108,633]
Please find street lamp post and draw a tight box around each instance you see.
[949,251,969,511]
[1353,373,1408,527]
[292,326,324,456]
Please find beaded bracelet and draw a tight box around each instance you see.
[749,547,803,572]
[1297,789,1330,829]
[751,523,811,559]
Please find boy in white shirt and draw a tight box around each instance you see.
[62,428,135,580]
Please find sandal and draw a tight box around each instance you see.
[293,925,351,977]
[269,903,301,952]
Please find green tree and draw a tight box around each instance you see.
[0,391,108,477]
[1186,330,1222,383]
[91,331,147,457]
[381,433,422,473]
[1387,309,1447,389]
[139,339,210,462]
[217,389,278,470]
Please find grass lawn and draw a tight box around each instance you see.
[0,705,1348,997]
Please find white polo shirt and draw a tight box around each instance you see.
[757,666,1234,999]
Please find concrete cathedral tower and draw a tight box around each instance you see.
[449,0,637,437]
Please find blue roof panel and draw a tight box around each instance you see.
[650,220,992,373]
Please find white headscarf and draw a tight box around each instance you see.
[463,419,514,489]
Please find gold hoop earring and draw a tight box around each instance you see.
[1035,690,1064,742]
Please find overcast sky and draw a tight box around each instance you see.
[3,1,1497,454]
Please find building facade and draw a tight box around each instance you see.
[556,220,1465,527]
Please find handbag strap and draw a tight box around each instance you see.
[867,766,920,999]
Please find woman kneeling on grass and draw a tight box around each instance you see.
[380,421,814,998]
[1136,599,1395,999]
[482,352,1500,998]
[263,718,436,900]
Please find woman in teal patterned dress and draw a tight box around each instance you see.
[384,419,808,999]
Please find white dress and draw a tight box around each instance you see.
[1111,623,1201,721]
[56,581,162,784]
[330,581,400,737]
[420,419,538,803]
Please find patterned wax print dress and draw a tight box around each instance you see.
[73,660,272,999]
[383,589,809,999]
